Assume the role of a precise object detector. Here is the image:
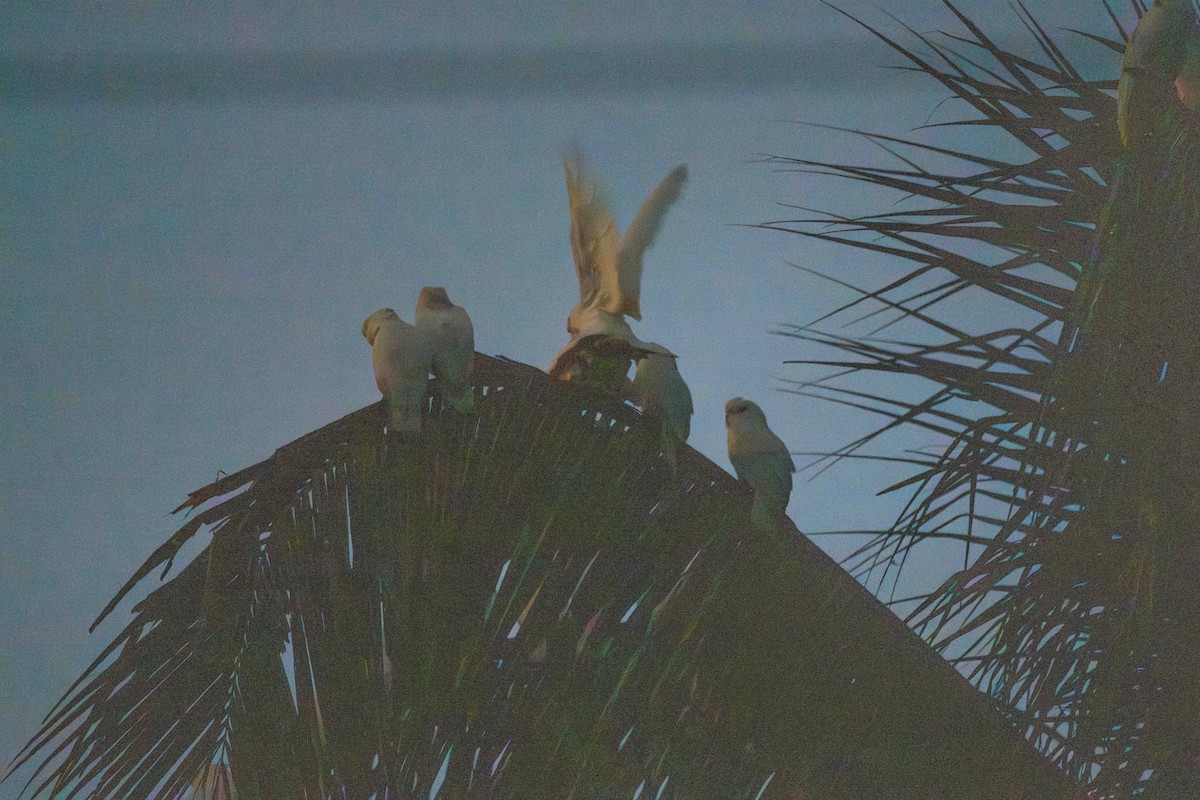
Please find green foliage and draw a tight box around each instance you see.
[767,1,1200,795]
[6,357,1073,798]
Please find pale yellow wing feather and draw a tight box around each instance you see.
[564,150,620,309]
[610,164,688,320]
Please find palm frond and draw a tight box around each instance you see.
[774,1,1200,795]
[5,356,1077,799]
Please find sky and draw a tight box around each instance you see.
[0,0,1119,792]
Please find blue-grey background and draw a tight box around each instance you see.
[0,1,1115,790]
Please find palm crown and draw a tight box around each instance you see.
[764,1,1200,795]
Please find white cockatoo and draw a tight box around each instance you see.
[414,286,475,413]
[1118,0,1198,145]
[548,150,687,388]
[725,397,795,531]
[362,308,435,438]
[630,353,693,469]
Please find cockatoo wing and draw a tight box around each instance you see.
[633,354,693,442]
[730,448,794,531]
[370,315,411,395]
[548,333,673,391]
[553,307,675,373]
[434,309,475,412]
[730,451,794,500]
[438,306,475,372]
[730,449,794,530]
[416,304,473,374]
[564,150,621,311]
[611,164,688,320]
[769,428,797,474]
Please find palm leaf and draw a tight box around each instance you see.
[5,356,1076,798]
[771,1,1200,795]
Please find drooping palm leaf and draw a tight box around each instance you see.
[767,1,1200,795]
[5,355,1076,799]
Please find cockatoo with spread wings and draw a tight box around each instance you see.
[725,397,795,531]
[362,308,435,438]
[548,150,687,390]
[415,286,475,413]
[1118,0,1198,146]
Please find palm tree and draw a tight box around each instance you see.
[762,1,1200,796]
[4,356,1075,798]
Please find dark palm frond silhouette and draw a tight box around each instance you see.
[4,356,1076,799]
[764,1,1200,795]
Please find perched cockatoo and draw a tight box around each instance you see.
[1177,34,1200,109]
[414,286,475,413]
[725,397,795,531]
[1118,0,1198,145]
[549,150,687,387]
[362,308,435,438]
[630,353,693,469]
